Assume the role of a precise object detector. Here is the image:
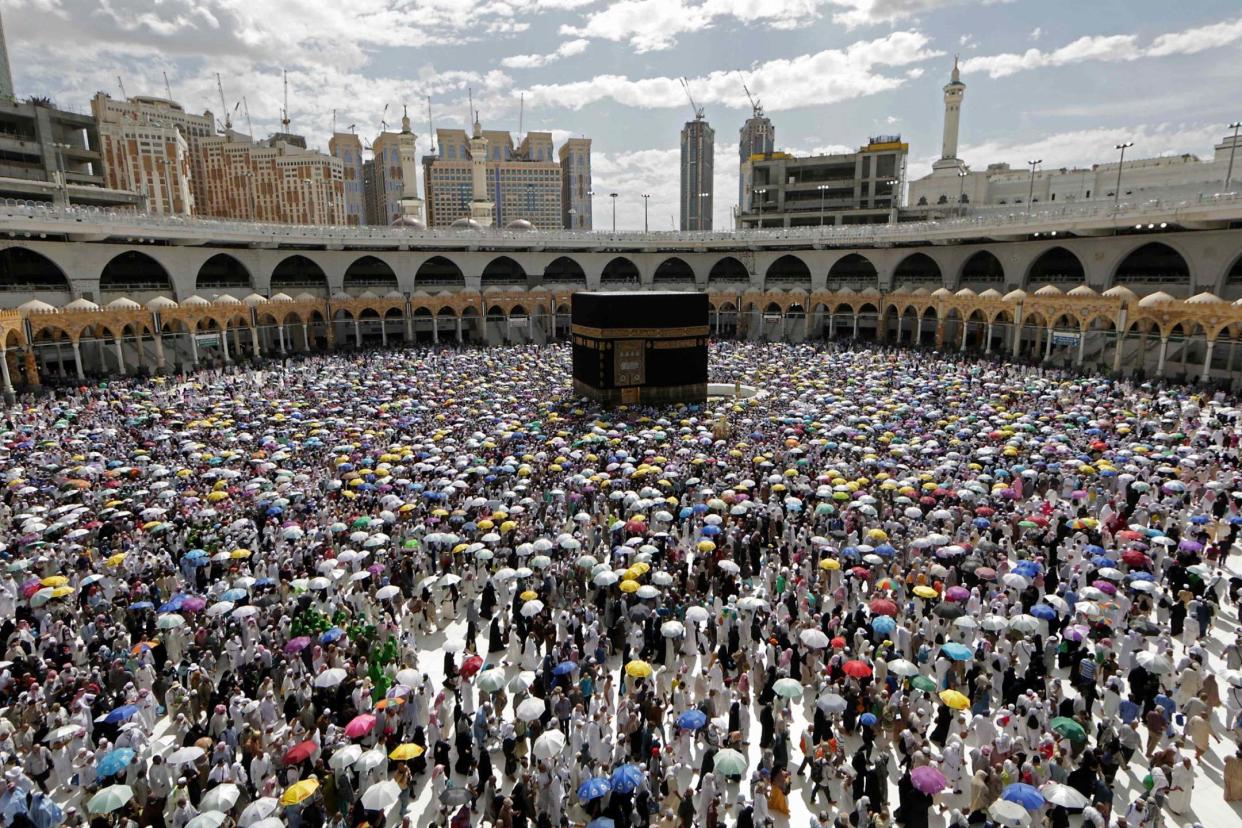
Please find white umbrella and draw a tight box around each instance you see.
[1040,783,1088,808]
[885,659,920,678]
[199,783,241,812]
[660,620,685,638]
[314,668,348,688]
[361,780,401,811]
[817,693,847,714]
[329,745,363,771]
[186,811,228,828]
[376,585,401,600]
[685,606,710,623]
[533,729,567,759]
[207,601,235,618]
[988,799,1030,827]
[799,629,831,649]
[238,798,279,827]
[718,560,741,574]
[1008,614,1040,633]
[167,746,205,765]
[43,725,81,743]
[1136,651,1173,673]
[516,697,546,722]
[354,747,387,772]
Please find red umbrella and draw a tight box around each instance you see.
[1121,550,1152,568]
[1116,530,1143,541]
[869,598,898,617]
[344,714,377,739]
[460,655,484,678]
[842,659,873,678]
[282,740,318,765]
[974,506,994,517]
[830,636,847,649]
[851,566,870,578]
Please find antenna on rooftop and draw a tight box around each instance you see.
[281,69,291,132]
[519,93,524,138]
[379,102,389,134]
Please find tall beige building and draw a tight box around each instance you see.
[423,122,586,230]
[370,109,420,225]
[328,132,366,225]
[197,132,346,225]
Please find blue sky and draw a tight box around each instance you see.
[5,0,1241,229]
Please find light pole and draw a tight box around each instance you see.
[754,188,766,229]
[817,183,829,227]
[641,193,650,233]
[1113,141,1133,210]
[1026,159,1042,216]
[587,190,594,230]
[1226,121,1242,191]
[957,170,968,216]
[609,192,618,232]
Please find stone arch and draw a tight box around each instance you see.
[344,256,398,292]
[958,250,1004,286]
[481,256,527,287]
[416,256,466,288]
[0,247,69,292]
[893,252,941,287]
[100,250,172,295]
[1025,246,1085,288]
[544,256,586,286]
[826,254,878,289]
[600,256,639,286]
[709,256,749,283]
[196,253,252,293]
[765,254,811,288]
[653,257,695,284]
[271,255,329,294]
[1111,241,1191,290]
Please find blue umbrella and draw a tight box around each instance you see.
[128,601,153,611]
[940,643,973,661]
[587,819,616,828]
[158,595,186,612]
[185,550,208,561]
[1127,571,1154,582]
[320,627,346,644]
[973,518,991,529]
[577,777,613,802]
[1013,561,1041,577]
[104,704,139,724]
[874,543,896,557]
[1030,604,1058,621]
[609,764,643,794]
[553,661,578,676]
[676,709,708,730]
[1091,556,1117,568]
[1190,515,1210,525]
[700,525,721,537]
[871,616,896,635]
[1001,783,1045,810]
[859,712,877,727]
[96,748,135,778]
[221,588,248,602]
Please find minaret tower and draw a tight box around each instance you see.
[932,56,966,172]
[468,116,494,226]
[396,105,424,223]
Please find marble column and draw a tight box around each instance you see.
[71,340,84,380]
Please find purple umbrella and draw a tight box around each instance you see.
[910,765,947,794]
[284,636,312,654]
[180,596,207,612]
[1091,580,1117,596]
[1179,539,1203,553]
[945,586,970,602]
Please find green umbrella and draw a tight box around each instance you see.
[475,669,506,693]
[1049,716,1087,743]
[88,784,135,814]
[156,613,186,630]
[910,675,937,693]
[352,516,372,529]
[773,677,803,699]
[402,539,419,549]
[713,748,748,776]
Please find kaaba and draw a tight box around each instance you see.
[571,292,709,405]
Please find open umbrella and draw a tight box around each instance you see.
[186,812,228,828]
[799,628,830,649]
[313,668,348,689]
[361,780,401,811]
[910,765,947,795]
[279,778,320,807]
[282,740,318,765]
[1002,783,1045,810]
[609,764,644,794]
[713,748,748,776]
[88,785,135,814]
[1040,782,1088,808]
[938,689,970,710]
[516,697,546,722]
[577,776,613,802]
[96,747,135,778]
[533,730,567,759]
[676,709,708,730]
[988,799,1031,827]
[328,745,362,771]
[200,783,241,812]
[345,714,377,738]
[389,743,425,761]
[238,797,279,827]
[773,677,803,698]
[842,660,872,678]
[1049,717,1087,743]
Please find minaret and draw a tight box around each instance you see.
[0,7,15,102]
[933,56,966,172]
[468,116,495,226]
[395,105,424,223]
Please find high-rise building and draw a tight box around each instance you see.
[0,7,15,102]
[738,106,773,213]
[422,120,585,229]
[328,132,366,225]
[362,159,381,225]
[559,137,592,230]
[680,116,714,230]
[197,131,346,225]
[735,136,907,228]
[370,109,420,225]
[91,93,215,214]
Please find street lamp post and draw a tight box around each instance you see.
[754,188,767,229]
[641,193,650,233]
[1113,141,1134,210]
[1026,159,1042,216]
[817,183,829,227]
[609,192,618,233]
[1226,121,1242,191]
[587,190,594,230]
[957,171,968,216]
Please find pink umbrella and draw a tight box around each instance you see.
[284,636,311,654]
[180,596,207,612]
[945,586,970,602]
[1091,580,1117,595]
[345,714,377,739]
[910,765,947,794]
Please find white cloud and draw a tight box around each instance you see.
[1029,26,1042,41]
[501,39,590,68]
[591,141,740,230]
[826,0,986,29]
[909,122,1227,180]
[961,16,1242,78]
[522,31,940,110]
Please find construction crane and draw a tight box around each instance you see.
[427,95,436,153]
[281,69,291,132]
[242,97,255,140]
[116,76,127,100]
[680,77,704,121]
[378,103,389,134]
[215,73,231,130]
[738,72,763,118]
[162,71,173,101]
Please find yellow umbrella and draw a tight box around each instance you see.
[231,548,252,559]
[520,590,538,601]
[141,521,162,531]
[453,543,470,554]
[477,519,495,530]
[398,504,417,513]
[630,562,650,575]
[40,576,69,587]
[619,580,640,593]
[938,689,970,710]
[819,559,841,571]
[500,521,517,533]
[105,553,127,566]
[389,743,425,760]
[431,508,449,517]
[50,586,74,598]
[206,491,229,502]
[625,660,654,679]
[913,585,938,599]
[279,778,320,806]
[697,540,716,553]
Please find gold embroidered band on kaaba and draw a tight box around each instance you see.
[571,324,711,339]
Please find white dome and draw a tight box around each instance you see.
[1102,285,1138,302]
[1186,291,1225,304]
[451,217,483,230]
[955,287,976,297]
[242,293,268,307]
[1067,285,1098,297]
[930,287,953,298]
[978,288,1003,299]
[181,295,211,307]
[1138,290,1176,307]
[146,296,178,310]
[18,299,57,313]
[106,297,142,309]
[392,215,426,229]
[269,293,295,303]
[294,293,319,303]
[1002,289,1027,301]
[505,219,536,231]
[212,294,240,305]
[64,297,100,311]
[1033,284,1062,296]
